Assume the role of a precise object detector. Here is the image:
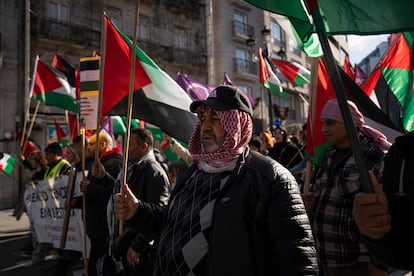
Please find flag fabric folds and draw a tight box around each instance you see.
[362,33,414,132]
[54,121,70,147]
[258,48,290,99]
[176,73,213,101]
[101,14,152,115]
[306,58,402,166]
[31,57,78,113]
[102,15,197,143]
[52,54,80,140]
[0,152,17,175]
[271,58,310,87]
[243,0,414,46]
[343,55,355,81]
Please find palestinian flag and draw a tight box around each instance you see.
[271,58,310,87]
[343,55,355,81]
[258,47,289,99]
[363,33,414,132]
[102,15,197,143]
[0,152,16,175]
[54,121,70,147]
[307,58,403,166]
[243,0,414,47]
[51,53,80,140]
[31,57,78,113]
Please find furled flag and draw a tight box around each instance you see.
[343,55,355,81]
[363,32,414,132]
[102,15,197,143]
[271,58,311,87]
[30,57,78,113]
[0,152,17,175]
[51,53,80,140]
[258,47,289,99]
[243,0,414,47]
[54,121,70,147]
[223,73,256,106]
[176,73,213,101]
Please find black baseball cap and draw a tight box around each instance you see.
[190,85,252,116]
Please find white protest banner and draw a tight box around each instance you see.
[24,174,90,254]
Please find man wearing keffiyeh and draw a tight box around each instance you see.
[114,85,318,275]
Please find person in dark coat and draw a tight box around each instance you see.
[80,132,123,276]
[113,85,318,275]
[268,125,303,169]
[95,128,171,276]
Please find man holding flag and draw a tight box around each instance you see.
[303,99,390,276]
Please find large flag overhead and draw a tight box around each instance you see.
[363,33,414,132]
[271,58,310,87]
[0,152,16,175]
[31,57,78,113]
[102,15,197,143]
[243,0,414,45]
[101,14,152,115]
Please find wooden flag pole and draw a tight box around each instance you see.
[311,7,373,193]
[21,100,40,158]
[60,166,76,249]
[119,0,141,235]
[303,58,319,194]
[81,128,89,275]
[21,56,39,148]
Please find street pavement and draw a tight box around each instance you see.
[0,208,83,275]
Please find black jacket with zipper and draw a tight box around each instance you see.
[129,149,318,275]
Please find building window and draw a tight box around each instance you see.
[234,48,256,75]
[106,6,122,29]
[48,1,69,22]
[288,37,301,56]
[174,29,187,49]
[270,20,284,47]
[138,16,150,41]
[233,10,250,37]
[238,85,252,98]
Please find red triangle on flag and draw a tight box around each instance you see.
[102,15,152,114]
[32,59,63,97]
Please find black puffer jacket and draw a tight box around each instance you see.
[86,149,123,239]
[131,149,318,275]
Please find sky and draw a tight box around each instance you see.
[348,34,390,65]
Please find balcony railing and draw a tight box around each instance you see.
[165,0,200,16]
[167,47,206,67]
[234,58,257,75]
[31,16,95,45]
[232,20,254,38]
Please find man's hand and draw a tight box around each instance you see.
[127,246,142,267]
[91,160,106,179]
[114,184,139,221]
[353,172,392,239]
